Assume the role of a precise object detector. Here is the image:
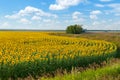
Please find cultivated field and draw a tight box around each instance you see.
[0,31,118,79]
[43,32,120,80]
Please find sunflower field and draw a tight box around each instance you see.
[0,31,117,79]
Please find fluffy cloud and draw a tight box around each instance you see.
[5,6,58,27]
[72,11,82,19]
[92,21,100,25]
[108,3,120,12]
[0,22,11,29]
[90,10,102,19]
[31,16,41,20]
[95,4,105,7]
[2,22,10,27]
[90,15,98,19]
[105,20,120,30]
[49,0,86,10]
[108,3,120,9]
[71,11,85,23]
[90,10,102,14]
[100,0,112,2]
[19,18,31,24]
[5,15,19,19]
[5,6,57,19]
[43,19,51,23]
[95,3,120,16]
[107,3,120,16]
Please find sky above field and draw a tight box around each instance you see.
[0,0,120,30]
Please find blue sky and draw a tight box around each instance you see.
[0,0,120,30]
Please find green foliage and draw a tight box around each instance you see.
[66,24,83,34]
[0,52,116,79]
[42,60,120,80]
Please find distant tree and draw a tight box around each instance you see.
[66,24,83,34]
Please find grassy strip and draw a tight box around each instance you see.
[41,59,120,80]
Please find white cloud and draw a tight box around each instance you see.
[2,22,10,27]
[71,11,85,23]
[19,18,31,24]
[100,0,112,2]
[5,6,57,19]
[72,11,82,19]
[73,18,85,22]
[90,10,102,19]
[90,15,98,19]
[108,3,120,12]
[5,15,19,19]
[92,21,100,25]
[115,14,120,16]
[43,19,51,23]
[114,21,120,25]
[49,0,86,10]
[90,10,102,15]
[107,3,120,16]
[106,20,120,30]
[108,3,120,7]
[31,16,41,20]
[0,22,11,29]
[95,4,104,7]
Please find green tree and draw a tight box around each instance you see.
[66,24,83,34]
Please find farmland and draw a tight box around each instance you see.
[0,31,118,79]
[42,32,120,80]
